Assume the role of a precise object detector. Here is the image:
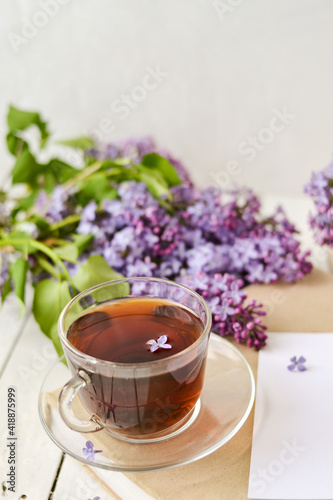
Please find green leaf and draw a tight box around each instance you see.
[40,159,78,193]
[53,243,78,263]
[11,150,44,187]
[7,105,50,148]
[1,276,12,303]
[6,132,29,157]
[57,136,95,151]
[11,258,28,312]
[77,175,118,205]
[32,279,72,338]
[136,165,171,200]
[72,255,128,297]
[142,153,182,187]
[11,154,77,192]
[46,159,78,184]
[72,234,93,255]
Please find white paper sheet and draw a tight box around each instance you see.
[248,333,333,500]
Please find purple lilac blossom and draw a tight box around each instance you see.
[36,186,73,223]
[305,160,333,246]
[179,272,267,350]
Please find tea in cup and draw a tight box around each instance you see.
[58,277,211,443]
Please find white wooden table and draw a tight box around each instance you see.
[0,194,328,500]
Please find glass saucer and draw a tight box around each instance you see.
[38,333,255,472]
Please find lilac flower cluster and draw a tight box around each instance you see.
[179,272,267,349]
[304,161,333,246]
[75,181,311,287]
[33,139,313,349]
[36,186,75,222]
[175,186,312,284]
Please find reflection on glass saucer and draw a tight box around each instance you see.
[38,333,255,472]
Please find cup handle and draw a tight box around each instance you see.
[58,370,103,433]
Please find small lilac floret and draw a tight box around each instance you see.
[147,335,172,352]
[82,441,102,462]
[287,356,307,372]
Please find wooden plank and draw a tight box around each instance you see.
[53,455,119,500]
[0,315,62,498]
[53,454,155,500]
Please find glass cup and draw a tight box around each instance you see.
[58,277,212,443]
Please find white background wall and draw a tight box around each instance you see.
[1,0,333,195]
